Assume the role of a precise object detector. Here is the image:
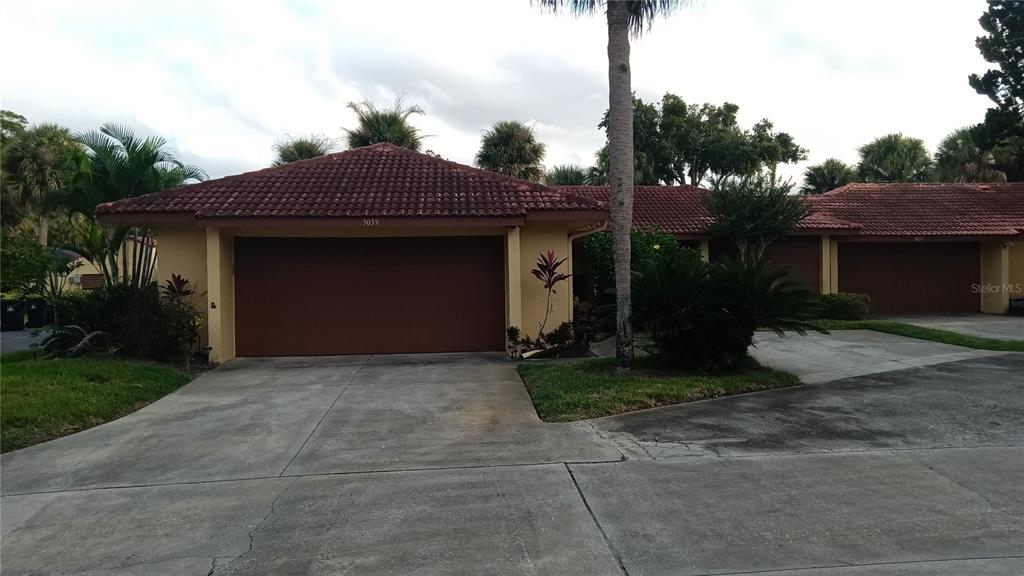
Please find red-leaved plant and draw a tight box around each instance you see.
[532,251,572,335]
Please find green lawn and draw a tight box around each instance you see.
[813,320,1024,352]
[1,352,191,452]
[517,357,799,422]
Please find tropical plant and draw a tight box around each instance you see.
[935,126,1006,182]
[801,158,856,194]
[0,231,81,300]
[703,173,811,261]
[35,324,114,358]
[56,124,206,289]
[540,0,683,368]
[476,121,546,181]
[817,293,872,320]
[632,247,817,371]
[160,273,196,303]
[544,164,592,185]
[856,133,934,183]
[2,123,80,245]
[583,225,680,305]
[272,134,336,166]
[531,250,572,335]
[345,98,425,151]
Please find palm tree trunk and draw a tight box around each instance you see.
[37,217,48,246]
[607,1,634,369]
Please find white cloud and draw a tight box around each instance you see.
[0,0,992,183]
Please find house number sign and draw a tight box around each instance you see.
[362,218,381,226]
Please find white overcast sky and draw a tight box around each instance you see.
[0,0,993,184]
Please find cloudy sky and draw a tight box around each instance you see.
[1,0,994,184]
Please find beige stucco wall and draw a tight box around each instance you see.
[980,241,1009,313]
[519,223,573,339]
[154,227,209,346]
[205,228,236,363]
[1008,240,1024,307]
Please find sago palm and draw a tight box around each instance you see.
[345,98,425,151]
[538,0,683,368]
[476,121,546,181]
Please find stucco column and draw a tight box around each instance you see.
[699,239,710,262]
[980,240,1011,314]
[205,228,224,364]
[820,235,834,294]
[506,227,522,335]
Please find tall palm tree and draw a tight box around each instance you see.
[935,126,1006,183]
[800,158,856,194]
[5,123,79,245]
[540,0,682,368]
[65,123,206,288]
[857,133,934,183]
[345,98,425,151]
[272,134,337,166]
[476,121,546,181]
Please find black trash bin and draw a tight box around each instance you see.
[1,299,26,332]
[25,297,50,328]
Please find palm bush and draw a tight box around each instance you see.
[272,134,336,165]
[632,247,818,371]
[345,98,424,151]
[476,121,546,181]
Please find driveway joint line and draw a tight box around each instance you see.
[898,450,1021,520]
[278,354,373,477]
[564,463,631,576]
[695,554,1024,575]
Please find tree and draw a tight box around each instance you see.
[703,173,811,261]
[345,98,425,151]
[544,164,591,185]
[272,134,336,166]
[935,127,1006,182]
[59,124,206,288]
[750,120,807,180]
[801,158,855,194]
[857,133,934,183]
[3,123,80,245]
[475,121,546,181]
[969,1,1024,180]
[596,96,666,185]
[540,0,683,368]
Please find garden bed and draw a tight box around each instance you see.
[0,351,191,452]
[517,356,799,421]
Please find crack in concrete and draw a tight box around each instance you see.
[221,477,299,571]
[901,451,1021,521]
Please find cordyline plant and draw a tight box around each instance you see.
[532,250,572,335]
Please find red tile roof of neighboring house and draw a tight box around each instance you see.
[806,182,1024,237]
[560,185,860,236]
[97,143,605,220]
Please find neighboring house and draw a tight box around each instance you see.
[62,236,158,292]
[567,183,1024,315]
[96,143,606,363]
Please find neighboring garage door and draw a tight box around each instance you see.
[838,241,980,314]
[710,237,822,293]
[234,236,505,356]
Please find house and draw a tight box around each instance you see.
[96,143,606,363]
[567,182,1024,315]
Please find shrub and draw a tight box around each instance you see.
[633,247,818,372]
[48,282,202,365]
[583,226,681,303]
[817,293,872,320]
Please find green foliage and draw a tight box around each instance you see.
[0,231,79,298]
[813,320,1024,352]
[596,96,665,184]
[970,1,1023,117]
[857,133,934,182]
[272,134,336,166]
[536,1,684,39]
[801,158,856,194]
[703,173,811,260]
[37,325,113,358]
[935,126,1006,182]
[475,121,546,181]
[544,164,592,185]
[632,249,818,372]
[0,352,189,452]
[583,226,682,303]
[345,98,424,151]
[51,283,202,365]
[816,293,872,320]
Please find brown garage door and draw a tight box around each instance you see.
[709,237,822,293]
[234,236,505,356]
[838,242,980,314]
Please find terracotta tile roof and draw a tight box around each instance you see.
[560,185,860,235]
[806,182,1024,237]
[97,143,605,220]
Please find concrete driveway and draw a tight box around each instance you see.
[3,348,1023,575]
[889,313,1024,341]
